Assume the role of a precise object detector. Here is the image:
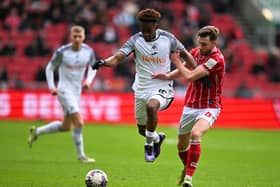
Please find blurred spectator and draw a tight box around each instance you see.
[211,0,232,13]
[217,33,228,50]
[267,49,280,83]
[266,50,280,83]
[25,31,51,57]
[0,64,8,90]
[35,63,46,83]
[185,3,200,25]
[158,8,174,32]
[0,1,10,21]
[93,24,119,43]
[179,26,195,50]
[3,7,21,31]
[251,59,266,76]
[234,82,254,98]
[113,1,138,27]
[18,1,48,32]
[46,1,64,24]
[0,38,16,56]
[103,24,119,43]
[73,3,96,37]
[11,73,24,90]
[269,67,280,83]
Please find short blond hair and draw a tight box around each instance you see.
[71,25,85,34]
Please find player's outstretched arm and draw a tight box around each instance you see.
[180,49,197,69]
[152,69,181,80]
[92,52,126,70]
[171,52,208,81]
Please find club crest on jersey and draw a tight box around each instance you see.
[151,44,158,55]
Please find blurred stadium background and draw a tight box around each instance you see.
[0,0,279,128]
[0,1,280,187]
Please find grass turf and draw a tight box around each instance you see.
[0,120,279,187]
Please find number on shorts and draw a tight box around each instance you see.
[205,112,212,117]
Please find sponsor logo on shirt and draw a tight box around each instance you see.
[66,64,85,69]
[141,55,166,64]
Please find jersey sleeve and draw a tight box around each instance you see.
[50,48,63,68]
[202,57,223,74]
[119,35,136,56]
[45,48,63,90]
[170,35,184,53]
[45,62,56,90]
[89,48,96,66]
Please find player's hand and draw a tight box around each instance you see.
[50,88,58,96]
[92,59,106,70]
[82,82,90,90]
[152,73,170,80]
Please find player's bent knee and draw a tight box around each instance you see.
[190,130,202,140]
[146,101,160,112]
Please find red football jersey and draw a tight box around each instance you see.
[184,47,225,108]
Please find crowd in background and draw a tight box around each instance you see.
[0,0,279,98]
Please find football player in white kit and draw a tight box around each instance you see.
[28,25,97,163]
[92,9,197,162]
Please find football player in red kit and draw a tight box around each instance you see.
[153,25,225,187]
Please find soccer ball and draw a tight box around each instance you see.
[85,169,108,187]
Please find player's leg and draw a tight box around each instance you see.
[182,108,220,186]
[177,133,190,185]
[147,91,173,159]
[145,97,162,162]
[177,107,196,185]
[183,119,209,186]
[28,120,68,148]
[135,98,147,137]
[145,98,160,144]
[135,97,156,161]
[71,112,95,163]
[29,90,72,143]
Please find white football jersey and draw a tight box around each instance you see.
[46,43,96,93]
[119,29,185,93]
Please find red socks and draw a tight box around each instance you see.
[186,142,201,177]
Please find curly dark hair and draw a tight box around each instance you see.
[136,8,161,22]
[198,26,220,41]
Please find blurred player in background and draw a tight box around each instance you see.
[28,25,97,163]
[153,25,225,186]
[91,8,197,162]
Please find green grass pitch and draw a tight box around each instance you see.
[0,120,280,187]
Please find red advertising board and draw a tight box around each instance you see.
[0,90,279,129]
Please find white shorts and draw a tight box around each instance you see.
[178,106,221,135]
[135,87,174,125]
[57,90,80,116]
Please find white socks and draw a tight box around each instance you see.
[36,121,63,136]
[72,127,85,158]
[145,130,159,145]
